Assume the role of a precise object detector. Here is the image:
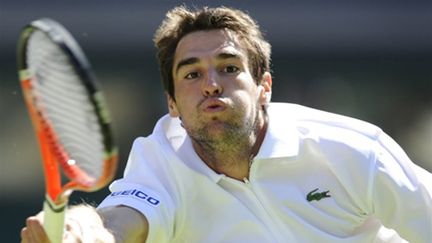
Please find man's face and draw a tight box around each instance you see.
[168,29,271,145]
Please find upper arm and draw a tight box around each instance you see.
[97,205,149,243]
[372,132,432,241]
[97,137,180,242]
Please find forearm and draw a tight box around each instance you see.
[21,204,148,243]
[67,204,149,243]
[97,206,149,243]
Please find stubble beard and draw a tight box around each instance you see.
[185,102,262,166]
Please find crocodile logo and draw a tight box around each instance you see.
[306,188,331,202]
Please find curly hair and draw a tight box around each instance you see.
[153,6,271,98]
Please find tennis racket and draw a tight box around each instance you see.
[17,18,118,243]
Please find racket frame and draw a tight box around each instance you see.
[17,18,118,243]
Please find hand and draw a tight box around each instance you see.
[21,212,50,243]
[20,211,82,243]
[21,205,114,243]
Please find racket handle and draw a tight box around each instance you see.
[43,195,67,243]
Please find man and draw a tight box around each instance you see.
[21,6,432,243]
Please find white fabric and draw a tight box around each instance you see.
[98,103,432,243]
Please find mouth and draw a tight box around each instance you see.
[200,98,227,113]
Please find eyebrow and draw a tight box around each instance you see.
[217,52,240,60]
[175,57,199,75]
[174,52,242,75]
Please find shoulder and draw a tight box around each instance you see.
[126,114,184,170]
[266,103,385,162]
[268,103,382,142]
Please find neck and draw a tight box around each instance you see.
[192,109,268,181]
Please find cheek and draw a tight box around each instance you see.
[229,80,259,103]
[175,80,201,98]
[231,74,259,98]
[229,90,260,117]
[174,88,199,114]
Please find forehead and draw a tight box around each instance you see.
[174,29,247,63]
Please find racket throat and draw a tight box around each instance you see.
[44,194,67,213]
[43,194,67,243]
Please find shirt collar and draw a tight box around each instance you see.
[153,102,300,183]
[255,103,300,160]
[153,115,224,183]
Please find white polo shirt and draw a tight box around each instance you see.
[98,103,432,243]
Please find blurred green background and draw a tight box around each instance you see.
[1,1,431,241]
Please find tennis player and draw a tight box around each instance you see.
[21,6,432,243]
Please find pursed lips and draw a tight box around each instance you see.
[199,97,228,113]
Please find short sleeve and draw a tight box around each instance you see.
[98,137,178,243]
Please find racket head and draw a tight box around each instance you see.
[17,18,118,203]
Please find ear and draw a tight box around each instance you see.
[166,92,180,117]
[258,72,272,105]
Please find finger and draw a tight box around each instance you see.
[25,216,50,243]
[21,226,34,243]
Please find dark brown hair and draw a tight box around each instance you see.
[153,6,271,98]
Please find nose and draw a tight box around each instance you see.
[202,69,222,97]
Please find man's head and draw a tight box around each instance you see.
[154,6,272,170]
[153,6,271,99]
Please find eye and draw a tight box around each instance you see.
[185,72,200,79]
[223,65,239,74]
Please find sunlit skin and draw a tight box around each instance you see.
[167,29,272,180]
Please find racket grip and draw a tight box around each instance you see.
[43,195,67,243]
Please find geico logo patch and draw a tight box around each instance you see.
[110,189,160,206]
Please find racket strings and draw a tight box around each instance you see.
[27,30,105,180]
